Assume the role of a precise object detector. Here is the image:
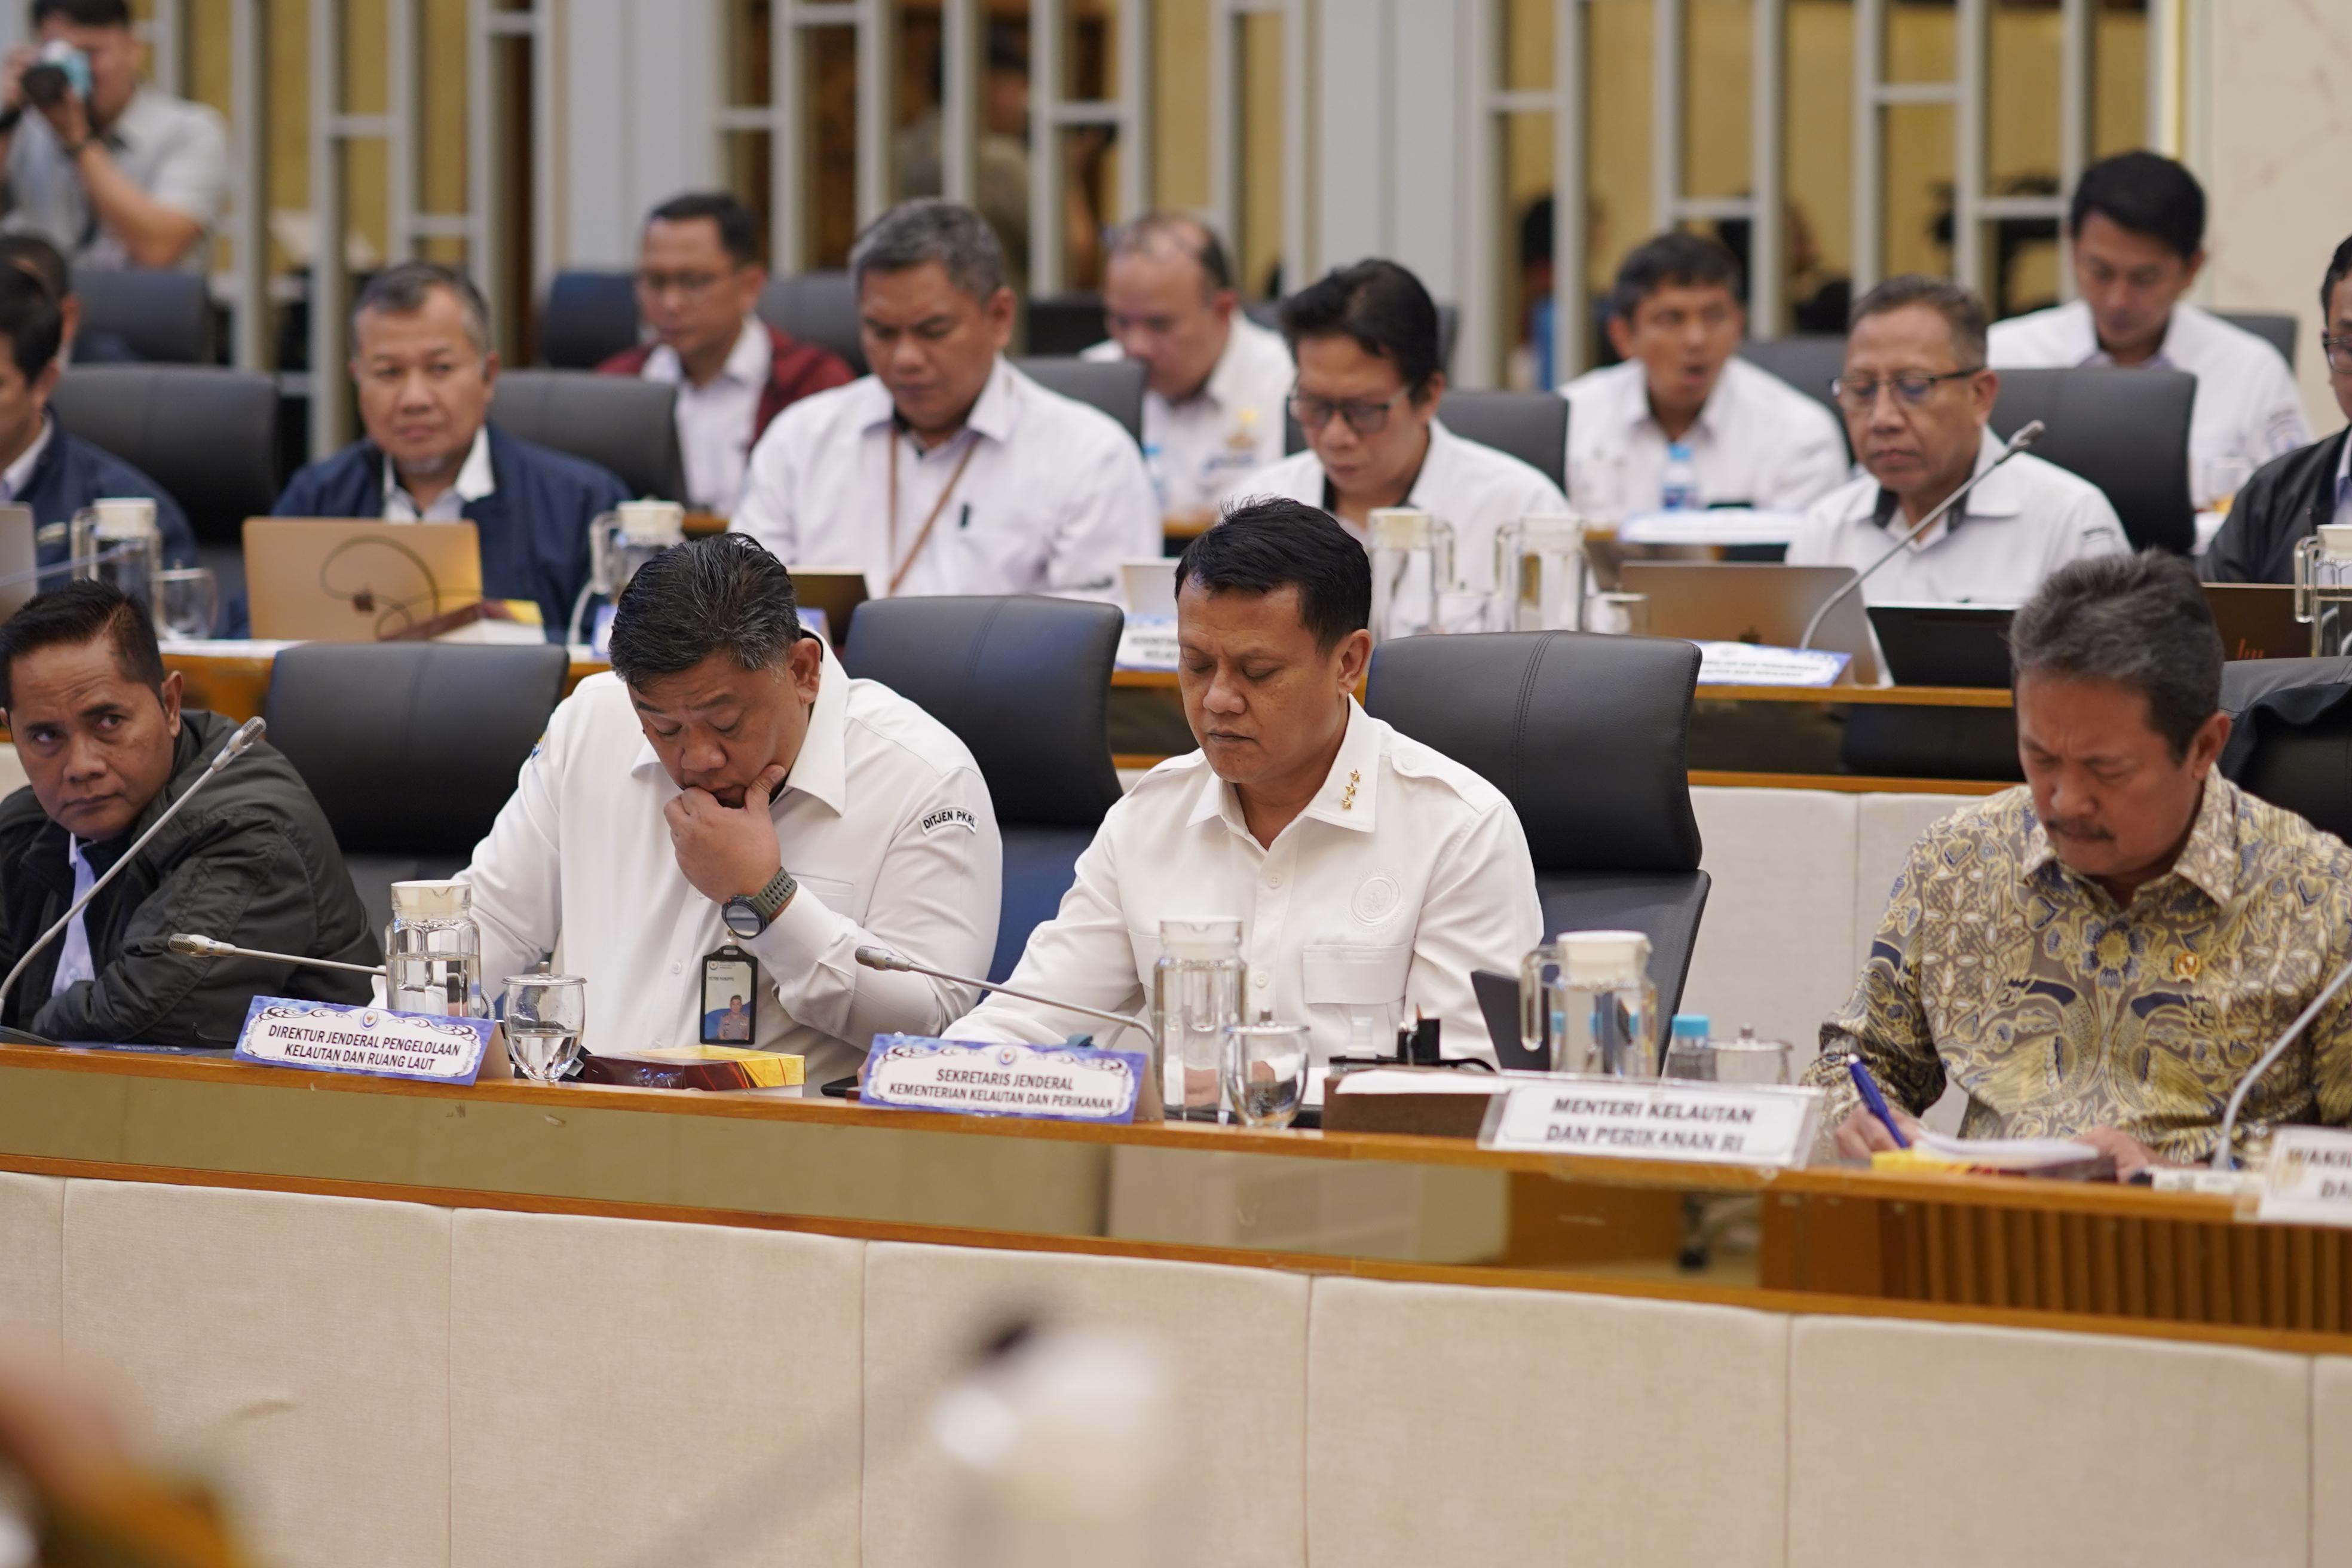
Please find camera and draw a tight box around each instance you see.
[19,41,90,109]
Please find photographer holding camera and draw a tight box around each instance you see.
[0,0,226,273]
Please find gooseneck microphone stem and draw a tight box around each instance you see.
[0,717,268,1043]
[2210,952,2352,1171]
[852,945,1156,1046]
[167,933,385,978]
[1798,419,2046,652]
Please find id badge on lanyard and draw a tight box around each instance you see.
[700,945,758,1045]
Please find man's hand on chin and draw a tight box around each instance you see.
[663,764,788,905]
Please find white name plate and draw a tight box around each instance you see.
[862,1035,1153,1124]
[234,996,492,1085]
[1478,1075,1825,1168]
[2255,1127,2352,1226]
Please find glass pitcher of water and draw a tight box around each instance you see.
[385,880,487,1018]
[2293,523,2352,656]
[1152,918,1246,1120]
[1367,507,1456,643]
[70,498,164,632]
[1494,514,1589,632]
[1519,929,1659,1078]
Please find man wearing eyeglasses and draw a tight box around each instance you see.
[598,192,853,516]
[1233,259,1568,624]
[1787,275,2125,604]
[2202,237,2352,585]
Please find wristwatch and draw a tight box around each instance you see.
[721,866,796,939]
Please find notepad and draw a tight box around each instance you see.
[1874,1127,2106,1176]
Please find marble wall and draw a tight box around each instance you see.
[2197,0,2352,429]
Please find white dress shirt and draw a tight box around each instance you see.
[48,837,93,998]
[382,427,495,522]
[1786,427,2128,604]
[458,642,1003,1085]
[946,700,1543,1080]
[1560,355,1851,517]
[642,317,769,514]
[1987,299,2312,507]
[2,87,229,272]
[731,357,1161,601]
[1233,419,1571,593]
[1081,313,1294,516]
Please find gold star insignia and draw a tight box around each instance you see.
[1340,768,1361,811]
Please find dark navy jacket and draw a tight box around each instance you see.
[272,425,628,638]
[18,414,198,574]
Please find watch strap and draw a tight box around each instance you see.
[748,865,796,923]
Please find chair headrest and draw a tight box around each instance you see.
[842,595,1124,828]
[1365,631,1702,873]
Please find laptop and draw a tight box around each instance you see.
[1616,561,1883,684]
[2204,583,2305,662]
[243,519,483,642]
[782,567,870,647]
[1471,969,1546,1071]
[0,504,37,620]
[1866,602,2017,688]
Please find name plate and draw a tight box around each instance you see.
[1478,1075,1825,1168]
[862,1034,1149,1124]
[233,996,492,1085]
[2255,1127,2352,1226]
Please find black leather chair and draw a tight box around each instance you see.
[1012,356,1146,446]
[1364,630,1710,1016]
[2219,656,2352,842]
[74,267,213,363]
[491,369,684,501]
[1438,390,1569,492]
[841,595,1125,982]
[46,365,278,546]
[1027,292,1108,356]
[1989,365,2196,554]
[1735,335,1847,424]
[2218,310,2299,371]
[263,642,570,929]
[538,270,640,369]
[760,271,866,375]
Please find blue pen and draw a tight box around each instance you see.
[1844,1053,1910,1149]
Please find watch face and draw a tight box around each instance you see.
[722,899,762,938]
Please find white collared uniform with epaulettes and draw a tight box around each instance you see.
[1785,426,2128,604]
[1986,299,2311,508]
[730,357,1161,601]
[457,640,1002,1085]
[944,700,1543,1080]
[1080,313,1295,516]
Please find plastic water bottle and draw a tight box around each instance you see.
[1661,442,1701,512]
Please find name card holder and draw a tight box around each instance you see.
[2253,1126,2352,1226]
[234,996,493,1086]
[1478,1074,1826,1168]
[862,1034,1156,1124]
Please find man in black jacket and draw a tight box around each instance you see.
[2201,237,2352,583]
[0,582,375,1045]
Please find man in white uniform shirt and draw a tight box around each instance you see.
[1987,151,2309,509]
[1561,231,1848,517]
[1238,258,1568,617]
[1080,212,1292,530]
[1789,275,2126,604]
[460,534,1002,1085]
[733,199,1159,600]
[945,498,1542,1083]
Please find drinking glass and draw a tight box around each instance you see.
[1221,1019,1310,1129]
[154,567,219,641]
[1707,1027,1792,1086]
[500,973,586,1083]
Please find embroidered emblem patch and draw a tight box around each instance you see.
[921,807,978,835]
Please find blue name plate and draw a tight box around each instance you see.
[862,1034,1149,1124]
[233,996,494,1086]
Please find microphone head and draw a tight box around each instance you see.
[2004,418,2046,453]
[855,945,908,972]
[167,933,224,957]
[210,716,267,771]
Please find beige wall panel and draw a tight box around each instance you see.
[1685,785,1859,1060]
[62,1178,453,1567]
[2310,1354,2352,1548]
[449,1210,864,1567]
[861,1239,1309,1568]
[0,1169,62,1355]
[1788,1313,2309,1568]
[1305,1275,1788,1568]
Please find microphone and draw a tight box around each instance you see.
[1798,419,2045,651]
[853,945,1156,1046]
[168,932,386,978]
[0,717,270,1047]
[2209,952,2352,1171]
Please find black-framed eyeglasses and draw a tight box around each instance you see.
[2324,335,2352,376]
[1829,367,1986,411]
[1288,388,1408,436]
